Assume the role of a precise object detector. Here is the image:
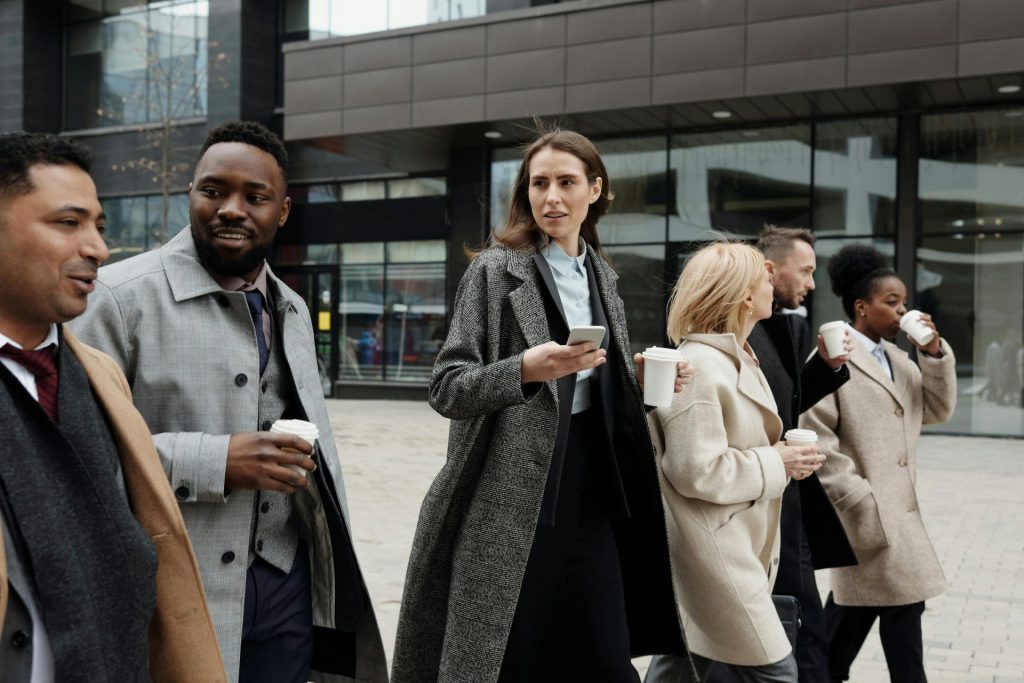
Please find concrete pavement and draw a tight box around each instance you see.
[326,399,1024,682]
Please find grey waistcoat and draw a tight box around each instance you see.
[249,307,301,573]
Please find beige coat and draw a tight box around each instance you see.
[650,333,790,667]
[0,331,226,682]
[799,336,956,607]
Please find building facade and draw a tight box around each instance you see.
[2,0,1022,436]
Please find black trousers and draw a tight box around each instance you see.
[499,410,638,682]
[824,593,926,683]
[792,526,829,683]
[240,541,315,683]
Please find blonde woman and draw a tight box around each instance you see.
[646,242,824,683]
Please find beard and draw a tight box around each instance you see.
[191,225,272,279]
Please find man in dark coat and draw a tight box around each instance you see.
[749,226,858,682]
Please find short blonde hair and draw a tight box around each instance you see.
[666,241,766,344]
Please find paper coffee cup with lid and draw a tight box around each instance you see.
[270,419,319,476]
[818,321,847,359]
[900,310,936,346]
[642,346,684,407]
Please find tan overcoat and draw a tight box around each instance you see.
[799,336,956,607]
[0,330,226,682]
[650,333,791,667]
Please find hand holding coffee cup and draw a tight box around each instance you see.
[634,352,694,393]
[900,310,941,355]
[777,429,825,480]
[224,425,317,495]
[817,321,853,368]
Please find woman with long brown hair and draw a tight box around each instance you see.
[391,129,693,682]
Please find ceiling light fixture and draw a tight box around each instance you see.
[998,84,1021,94]
[484,130,502,139]
[712,110,732,119]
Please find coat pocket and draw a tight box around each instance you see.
[836,488,888,552]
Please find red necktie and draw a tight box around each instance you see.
[0,344,59,422]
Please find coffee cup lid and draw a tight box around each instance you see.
[900,310,922,325]
[784,428,818,442]
[270,419,319,440]
[643,346,683,361]
[818,320,846,333]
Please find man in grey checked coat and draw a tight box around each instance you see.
[72,122,386,683]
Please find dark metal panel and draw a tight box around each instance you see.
[280,196,449,246]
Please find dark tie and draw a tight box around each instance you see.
[244,290,269,375]
[0,343,59,422]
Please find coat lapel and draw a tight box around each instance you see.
[506,249,552,351]
[686,333,781,424]
[849,343,906,407]
[531,253,569,333]
[883,341,911,408]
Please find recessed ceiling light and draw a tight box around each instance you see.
[712,110,732,119]
[997,84,1021,94]
[484,130,502,139]
[1005,110,1024,118]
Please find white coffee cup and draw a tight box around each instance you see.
[642,346,683,407]
[900,310,936,346]
[270,419,319,477]
[818,321,847,359]
[784,428,818,446]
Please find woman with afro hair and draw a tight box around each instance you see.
[799,244,956,683]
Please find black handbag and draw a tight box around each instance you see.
[772,595,802,648]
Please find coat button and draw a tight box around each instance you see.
[898,458,908,467]
[221,551,235,564]
[175,485,189,500]
[261,420,271,431]
[10,630,29,649]
[215,294,230,308]
[235,374,248,387]
[256,539,264,552]
[895,407,904,417]
[261,501,270,513]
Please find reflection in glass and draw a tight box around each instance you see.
[341,181,386,202]
[919,109,1024,436]
[388,177,447,198]
[384,241,447,382]
[669,125,811,240]
[339,243,385,381]
[64,0,208,129]
[598,137,667,245]
[284,0,487,40]
[102,192,188,263]
[813,118,897,237]
[605,244,668,353]
[490,148,521,233]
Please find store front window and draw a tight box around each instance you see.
[101,192,188,263]
[919,109,1024,436]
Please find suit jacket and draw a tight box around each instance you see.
[0,330,225,682]
[650,333,790,667]
[800,337,956,606]
[748,313,856,596]
[70,228,386,683]
[391,244,684,683]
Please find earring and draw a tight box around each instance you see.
[860,311,866,317]
[748,305,754,317]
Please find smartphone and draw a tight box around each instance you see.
[565,325,606,347]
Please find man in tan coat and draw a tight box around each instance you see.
[0,132,224,682]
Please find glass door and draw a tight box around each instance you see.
[275,265,338,397]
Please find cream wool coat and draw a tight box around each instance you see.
[650,333,791,667]
[799,335,956,607]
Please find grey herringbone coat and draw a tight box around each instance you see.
[391,245,685,682]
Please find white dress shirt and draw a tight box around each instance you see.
[541,238,594,414]
[0,324,58,683]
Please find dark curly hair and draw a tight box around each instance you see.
[828,244,897,319]
[197,121,289,183]
[0,132,93,201]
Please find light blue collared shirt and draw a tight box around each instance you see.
[541,238,594,414]
[849,323,893,381]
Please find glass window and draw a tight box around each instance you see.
[598,136,667,245]
[102,192,188,264]
[339,243,385,382]
[388,177,447,199]
[490,147,521,233]
[281,0,487,41]
[919,109,1024,436]
[605,244,668,353]
[813,118,898,237]
[669,125,812,241]
[64,0,209,129]
[384,240,447,382]
[307,183,342,203]
[341,181,386,201]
